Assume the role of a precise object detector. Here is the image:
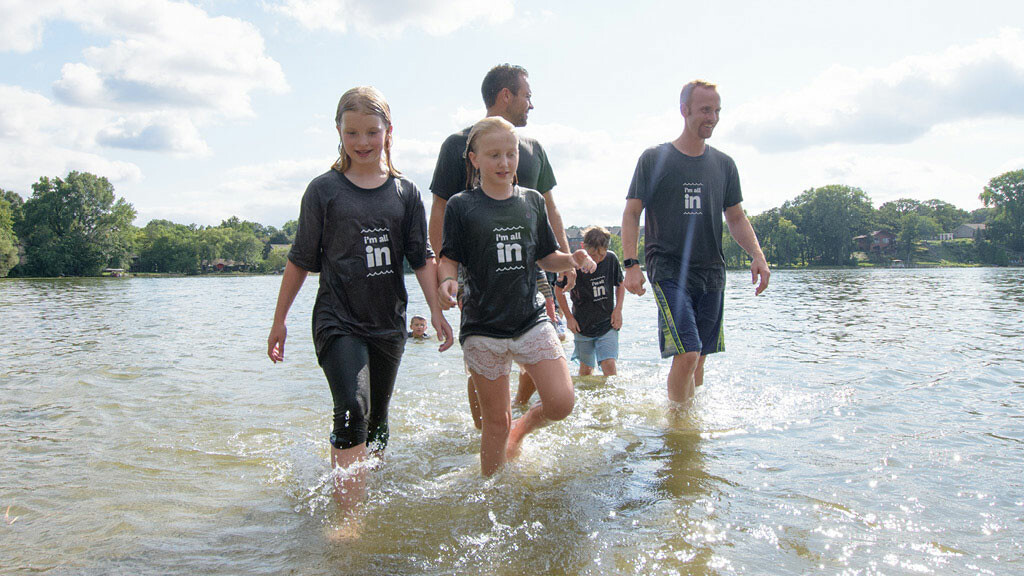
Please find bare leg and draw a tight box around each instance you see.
[507,357,575,460]
[467,375,482,430]
[514,369,536,405]
[599,358,617,376]
[471,371,512,476]
[327,443,367,540]
[579,363,594,377]
[694,355,707,388]
[667,351,700,405]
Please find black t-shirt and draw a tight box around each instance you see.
[429,126,557,201]
[440,186,559,344]
[288,171,433,357]
[626,143,742,290]
[561,252,623,338]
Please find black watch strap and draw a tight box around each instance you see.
[624,258,640,268]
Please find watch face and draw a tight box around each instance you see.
[624,258,639,268]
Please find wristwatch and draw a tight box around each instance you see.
[623,258,640,268]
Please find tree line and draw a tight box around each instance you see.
[0,172,297,277]
[722,170,1024,268]
[1,169,1022,278]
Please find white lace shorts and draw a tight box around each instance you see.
[463,322,565,381]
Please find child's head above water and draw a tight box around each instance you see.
[582,226,611,263]
[332,86,400,176]
[409,315,428,338]
[464,116,519,190]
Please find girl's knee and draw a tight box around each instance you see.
[542,392,574,421]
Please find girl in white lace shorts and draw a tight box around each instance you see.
[437,117,595,476]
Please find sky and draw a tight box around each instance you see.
[2,0,1023,229]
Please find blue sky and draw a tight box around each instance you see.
[2,0,1023,228]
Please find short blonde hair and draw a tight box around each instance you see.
[332,86,400,177]
[680,80,717,110]
[463,116,518,189]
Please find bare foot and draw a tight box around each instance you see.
[325,517,362,543]
[506,417,525,460]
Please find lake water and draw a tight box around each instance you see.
[1,269,1022,575]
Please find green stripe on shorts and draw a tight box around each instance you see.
[652,281,687,356]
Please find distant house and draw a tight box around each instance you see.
[854,230,896,253]
[565,226,585,251]
[208,258,245,272]
[953,223,986,239]
[937,232,954,241]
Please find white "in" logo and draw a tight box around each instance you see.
[684,193,701,211]
[365,244,392,268]
[593,283,606,297]
[496,242,523,264]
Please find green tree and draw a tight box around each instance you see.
[785,185,873,265]
[282,219,299,241]
[136,220,199,274]
[897,212,940,266]
[0,192,21,276]
[923,199,968,233]
[980,169,1024,252]
[608,233,623,263]
[876,198,923,234]
[15,172,137,276]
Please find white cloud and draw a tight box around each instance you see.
[0,2,64,52]
[269,0,513,37]
[0,85,143,191]
[96,113,210,155]
[728,28,1024,151]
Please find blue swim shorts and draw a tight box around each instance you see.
[571,328,619,368]
[652,279,724,358]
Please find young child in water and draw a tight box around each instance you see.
[556,226,625,376]
[437,116,595,476]
[267,86,453,530]
[408,315,430,339]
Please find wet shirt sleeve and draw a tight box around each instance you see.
[723,156,743,209]
[626,147,656,206]
[440,197,465,264]
[402,181,433,270]
[429,133,468,202]
[532,192,559,261]
[534,143,557,194]
[288,179,324,272]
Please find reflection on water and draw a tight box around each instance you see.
[2,269,1023,575]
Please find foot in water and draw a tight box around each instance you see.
[326,517,362,543]
[506,417,526,461]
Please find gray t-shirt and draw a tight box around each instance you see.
[626,143,742,290]
[440,186,559,344]
[429,126,557,200]
[288,171,433,357]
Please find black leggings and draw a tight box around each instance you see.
[319,334,405,451]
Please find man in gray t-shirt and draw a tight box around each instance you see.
[430,64,574,423]
[622,80,771,406]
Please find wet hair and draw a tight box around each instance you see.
[411,315,426,323]
[582,226,611,250]
[463,116,519,189]
[481,64,528,108]
[332,86,400,176]
[679,80,718,111]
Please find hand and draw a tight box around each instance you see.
[267,323,287,363]
[560,267,577,291]
[566,315,580,334]
[611,309,623,330]
[624,266,646,296]
[432,313,454,352]
[438,278,458,311]
[571,250,596,274]
[751,256,770,295]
